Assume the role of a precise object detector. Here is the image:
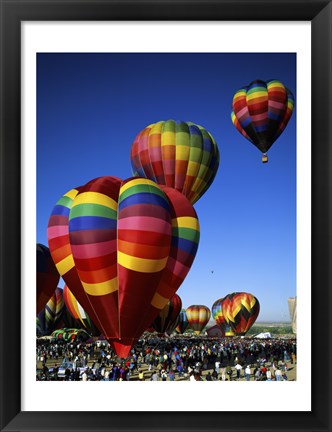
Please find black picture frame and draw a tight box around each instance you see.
[0,1,331,431]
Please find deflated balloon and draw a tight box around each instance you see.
[231,79,294,161]
[130,120,220,204]
[152,293,182,335]
[48,176,199,357]
[37,287,64,336]
[37,243,60,313]
[186,304,211,335]
[221,292,260,335]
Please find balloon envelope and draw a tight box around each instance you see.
[152,293,182,335]
[231,79,294,157]
[130,120,220,204]
[221,292,260,335]
[186,305,211,335]
[48,176,199,357]
[37,287,64,336]
[175,310,189,334]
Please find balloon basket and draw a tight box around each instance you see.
[262,154,268,163]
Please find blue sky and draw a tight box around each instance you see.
[37,53,296,322]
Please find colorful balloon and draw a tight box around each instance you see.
[186,305,211,335]
[130,120,220,204]
[221,292,260,335]
[36,243,60,313]
[152,293,182,335]
[37,287,64,336]
[175,310,189,334]
[212,297,234,337]
[231,79,294,162]
[48,176,199,357]
[63,285,99,335]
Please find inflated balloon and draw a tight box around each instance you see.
[152,293,182,335]
[221,292,260,335]
[186,305,211,335]
[231,79,294,162]
[212,297,234,337]
[48,176,199,357]
[175,310,189,334]
[36,243,60,313]
[130,120,220,204]
[63,285,99,335]
[37,287,64,336]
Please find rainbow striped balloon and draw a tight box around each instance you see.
[231,79,294,159]
[130,120,220,204]
[48,176,200,358]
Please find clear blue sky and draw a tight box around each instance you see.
[37,53,296,322]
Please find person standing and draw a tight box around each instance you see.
[245,365,251,381]
[235,363,242,380]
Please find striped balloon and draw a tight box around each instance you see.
[221,292,260,335]
[152,293,182,335]
[48,176,199,358]
[186,305,211,335]
[231,79,294,159]
[63,285,99,335]
[175,310,189,334]
[37,287,64,336]
[212,297,234,337]
[130,120,220,204]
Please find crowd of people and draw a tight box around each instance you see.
[36,334,296,381]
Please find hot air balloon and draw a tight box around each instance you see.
[231,79,294,163]
[48,176,199,357]
[175,310,189,334]
[212,297,234,337]
[221,292,260,335]
[186,305,211,335]
[37,287,64,336]
[152,293,182,335]
[63,285,100,335]
[130,120,220,204]
[36,243,60,313]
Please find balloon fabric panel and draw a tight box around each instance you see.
[152,294,182,334]
[175,310,189,334]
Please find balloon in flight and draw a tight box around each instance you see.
[130,120,220,204]
[231,79,294,162]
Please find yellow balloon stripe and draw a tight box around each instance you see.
[247,91,267,101]
[120,177,157,194]
[82,277,118,296]
[118,251,168,273]
[172,216,199,230]
[72,191,118,211]
[56,254,75,276]
[65,189,79,200]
